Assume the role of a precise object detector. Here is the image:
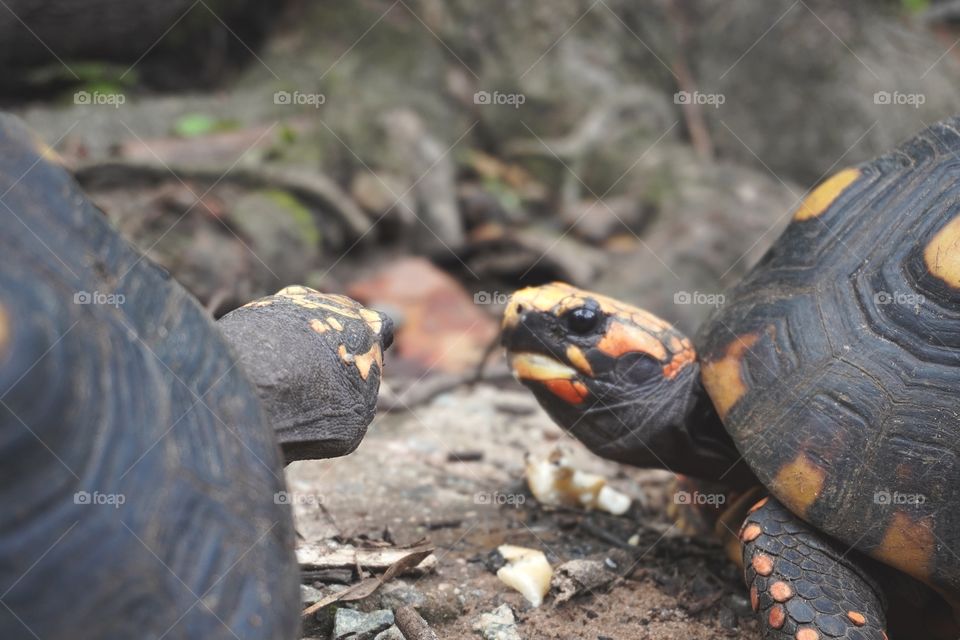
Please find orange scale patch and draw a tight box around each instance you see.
[741,523,762,542]
[770,581,793,602]
[597,321,667,361]
[663,341,696,380]
[543,379,589,405]
[847,611,866,627]
[769,604,786,629]
[752,553,774,576]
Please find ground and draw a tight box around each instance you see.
[288,383,761,639]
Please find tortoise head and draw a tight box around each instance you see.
[501,282,740,477]
[217,286,393,463]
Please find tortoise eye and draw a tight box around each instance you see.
[564,302,602,334]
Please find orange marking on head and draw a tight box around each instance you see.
[338,343,383,380]
[543,379,588,405]
[750,585,759,612]
[663,343,696,380]
[748,497,769,513]
[793,167,860,221]
[700,333,759,420]
[309,319,328,334]
[874,511,935,583]
[772,453,826,518]
[597,320,667,361]
[565,345,594,376]
[769,604,786,629]
[741,523,762,542]
[924,213,960,289]
[752,553,774,576]
[770,581,793,602]
[847,611,866,626]
[795,629,819,640]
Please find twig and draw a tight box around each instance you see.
[666,0,713,160]
[395,606,439,640]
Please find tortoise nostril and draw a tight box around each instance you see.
[515,303,524,315]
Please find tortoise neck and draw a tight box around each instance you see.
[681,377,758,489]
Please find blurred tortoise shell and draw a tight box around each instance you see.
[0,113,390,638]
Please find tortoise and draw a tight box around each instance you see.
[500,117,960,639]
[0,114,392,639]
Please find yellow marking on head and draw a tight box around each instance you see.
[338,343,383,380]
[309,319,328,334]
[360,308,385,335]
[793,168,860,221]
[771,453,826,518]
[700,333,759,420]
[874,511,935,583]
[275,286,364,319]
[243,299,273,308]
[565,345,593,376]
[504,282,670,333]
[277,285,312,296]
[326,317,343,331]
[924,214,960,289]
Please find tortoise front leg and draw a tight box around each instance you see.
[740,497,887,640]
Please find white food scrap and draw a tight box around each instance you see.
[525,449,632,515]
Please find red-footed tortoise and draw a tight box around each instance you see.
[501,118,960,639]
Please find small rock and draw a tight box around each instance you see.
[373,626,406,640]
[472,604,522,640]
[350,171,416,225]
[333,608,395,640]
[551,559,617,605]
[300,584,325,606]
[370,580,427,610]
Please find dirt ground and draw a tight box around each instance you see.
[288,382,761,639]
